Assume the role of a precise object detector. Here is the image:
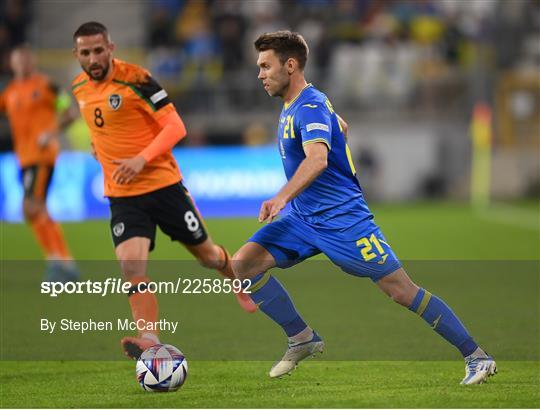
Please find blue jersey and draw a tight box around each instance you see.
[277,84,373,232]
[249,84,401,279]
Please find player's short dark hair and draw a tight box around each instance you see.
[254,31,309,70]
[73,21,109,42]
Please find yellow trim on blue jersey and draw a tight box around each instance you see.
[345,144,357,175]
[302,138,331,151]
[284,83,313,110]
[247,271,271,293]
[416,291,432,316]
[325,98,335,114]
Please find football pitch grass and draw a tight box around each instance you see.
[1,361,538,408]
[1,202,539,408]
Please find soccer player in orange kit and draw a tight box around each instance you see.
[71,21,256,359]
[0,45,79,282]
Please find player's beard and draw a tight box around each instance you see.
[85,62,110,81]
[269,76,289,98]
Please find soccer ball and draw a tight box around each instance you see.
[136,344,188,392]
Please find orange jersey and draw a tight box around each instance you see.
[0,73,60,167]
[72,59,182,197]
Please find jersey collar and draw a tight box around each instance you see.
[284,83,312,110]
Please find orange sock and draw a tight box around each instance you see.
[46,221,72,260]
[127,276,159,340]
[29,212,56,258]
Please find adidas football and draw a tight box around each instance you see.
[136,344,188,392]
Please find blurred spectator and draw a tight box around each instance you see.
[140,0,537,116]
[243,122,269,146]
[2,0,30,46]
[243,0,285,56]
[213,0,247,72]
[148,2,178,47]
[0,0,31,152]
[0,24,11,78]
[0,0,31,76]
[176,1,221,95]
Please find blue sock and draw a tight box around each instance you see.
[247,272,307,337]
[409,288,478,357]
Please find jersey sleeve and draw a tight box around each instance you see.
[131,75,174,119]
[295,103,332,150]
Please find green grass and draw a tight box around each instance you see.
[1,202,539,408]
[1,361,539,408]
[2,202,539,260]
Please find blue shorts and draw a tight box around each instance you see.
[249,212,401,282]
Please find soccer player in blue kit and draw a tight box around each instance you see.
[232,31,496,385]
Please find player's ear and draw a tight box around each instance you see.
[109,41,115,53]
[286,58,296,75]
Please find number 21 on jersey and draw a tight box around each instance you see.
[356,233,388,264]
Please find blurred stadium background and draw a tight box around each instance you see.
[0,0,538,221]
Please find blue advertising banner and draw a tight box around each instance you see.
[0,146,286,222]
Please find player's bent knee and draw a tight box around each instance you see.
[232,243,276,280]
[23,207,37,222]
[231,261,250,281]
[386,284,418,307]
[388,289,410,306]
[115,239,150,280]
[231,253,262,280]
[119,259,147,280]
[378,268,418,307]
[231,252,248,280]
[23,200,44,221]
[186,241,223,270]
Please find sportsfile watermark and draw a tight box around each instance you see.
[1,260,538,361]
[41,277,252,297]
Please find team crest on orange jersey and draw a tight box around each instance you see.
[108,94,122,110]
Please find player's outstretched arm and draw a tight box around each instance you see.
[259,142,328,223]
[58,103,79,131]
[36,91,79,149]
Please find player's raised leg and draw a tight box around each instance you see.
[24,198,57,261]
[233,241,323,378]
[22,166,78,282]
[150,181,256,313]
[377,267,497,384]
[116,236,159,359]
[185,238,257,313]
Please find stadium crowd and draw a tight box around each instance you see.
[144,0,539,113]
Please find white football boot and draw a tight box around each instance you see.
[460,355,497,385]
[269,332,324,378]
